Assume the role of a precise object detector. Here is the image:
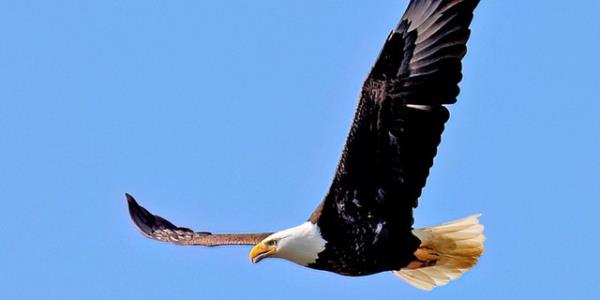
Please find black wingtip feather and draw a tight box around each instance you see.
[125,193,196,241]
[126,193,160,238]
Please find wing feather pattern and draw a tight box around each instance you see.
[311,0,479,270]
[126,194,271,246]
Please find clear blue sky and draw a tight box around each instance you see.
[1,1,599,299]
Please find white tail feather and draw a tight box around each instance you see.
[393,214,485,291]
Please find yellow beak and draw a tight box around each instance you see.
[249,242,276,264]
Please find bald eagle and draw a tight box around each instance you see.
[127,0,484,291]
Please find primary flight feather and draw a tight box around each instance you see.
[126,0,484,290]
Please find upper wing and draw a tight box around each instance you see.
[126,194,271,246]
[313,0,479,234]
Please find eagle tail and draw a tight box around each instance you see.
[393,214,485,291]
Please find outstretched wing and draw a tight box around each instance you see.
[126,194,271,246]
[313,0,479,241]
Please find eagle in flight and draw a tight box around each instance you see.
[127,0,484,290]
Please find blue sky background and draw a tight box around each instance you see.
[1,1,599,299]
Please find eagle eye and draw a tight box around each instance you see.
[266,240,277,246]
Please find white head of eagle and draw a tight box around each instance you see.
[250,222,327,266]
